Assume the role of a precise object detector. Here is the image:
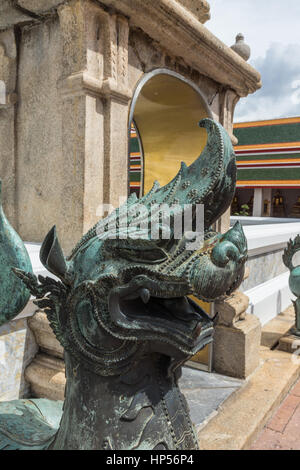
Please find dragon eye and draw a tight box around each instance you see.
[75,298,99,348]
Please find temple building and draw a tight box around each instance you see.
[232,117,300,218]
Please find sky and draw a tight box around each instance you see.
[206,0,300,122]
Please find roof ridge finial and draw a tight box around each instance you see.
[231,33,251,61]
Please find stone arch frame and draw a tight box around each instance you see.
[128,118,145,198]
[0,80,5,106]
[127,68,213,197]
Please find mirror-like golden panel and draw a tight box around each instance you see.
[133,74,209,193]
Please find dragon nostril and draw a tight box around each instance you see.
[211,240,240,267]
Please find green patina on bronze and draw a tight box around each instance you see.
[0,399,63,450]
[0,181,33,327]
[283,236,300,336]
[0,119,248,450]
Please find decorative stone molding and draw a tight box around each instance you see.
[1,0,260,96]
[24,311,65,400]
[176,0,210,23]
[16,0,65,15]
[60,71,132,103]
[98,0,261,96]
[28,311,64,359]
[215,291,249,327]
[25,353,65,400]
[0,0,66,30]
[219,88,240,145]
[0,0,36,30]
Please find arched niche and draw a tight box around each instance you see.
[128,69,212,197]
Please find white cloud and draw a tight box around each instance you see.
[208,0,300,60]
[206,1,300,121]
[235,43,300,121]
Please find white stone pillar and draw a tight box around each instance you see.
[253,187,263,217]
[262,188,272,217]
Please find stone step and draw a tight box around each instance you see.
[25,353,65,401]
[28,311,64,359]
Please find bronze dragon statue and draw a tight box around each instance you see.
[0,118,247,450]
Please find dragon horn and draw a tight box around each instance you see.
[40,226,68,281]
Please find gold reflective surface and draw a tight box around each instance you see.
[132,74,209,193]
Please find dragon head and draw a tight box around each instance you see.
[15,119,247,376]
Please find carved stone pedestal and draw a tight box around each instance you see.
[25,353,65,401]
[26,312,65,401]
[28,312,64,359]
[213,291,262,379]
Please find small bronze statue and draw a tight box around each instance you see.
[0,119,247,450]
[272,190,286,218]
[283,235,300,336]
